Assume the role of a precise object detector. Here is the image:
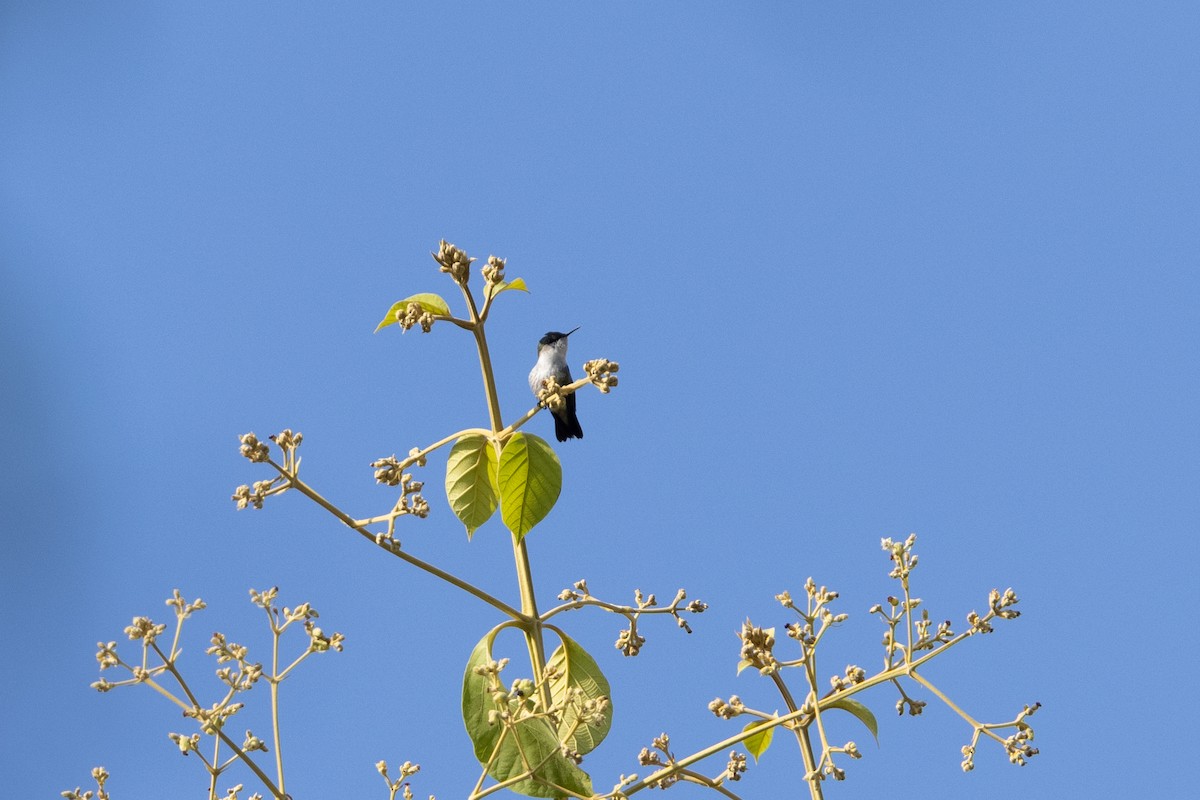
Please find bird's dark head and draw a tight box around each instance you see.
[538,326,580,348]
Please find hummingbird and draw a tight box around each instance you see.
[529,327,584,442]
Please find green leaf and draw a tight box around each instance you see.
[497,433,562,541]
[462,628,503,756]
[445,434,499,538]
[374,293,453,332]
[827,697,879,743]
[742,719,775,762]
[486,276,530,299]
[461,627,594,798]
[545,627,612,756]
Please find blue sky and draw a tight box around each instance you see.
[2,2,1197,798]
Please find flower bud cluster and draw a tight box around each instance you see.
[725,751,748,782]
[565,690,610,728]
[231,481,273,510]
[707,695,746,720]
[557,579,591,602]
[305,620,345,653]
[216,660,263,691]
[376,760,422,800]
[91,766,110,800]
[376,760,420,779]
[829,664,866,692]
[583,359,620,393]
[369,456,429,518]
[124,616,167,645]
[95,641,120,670]
[1005,728,1039,765]
[371,456,406,486]
[738,620,779,675]
[395,301,435,333]
[615,626,646,657]
[207,632,250,664]
[242,730,267,752]
[804,576,840,607]
[896,695,928,716]
[1005,702,1042,766]
[166,589,207,619]
[169,731,202,755]
[482,254,506,284]
[238,433,270,463]
[269,428,302,451]
[990,587,1021,619]
[785,619,816,646]
[967,589,1020,636]
[432,239,475,284]
[535,375,568,413]
[881,534,920,582]
[639,734,680,788]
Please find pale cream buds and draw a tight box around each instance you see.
[371,455,404,486]
[238,433,270,463]
[896,696,927,716]
[305,620,345,652]
[124,617,167,645]
[536,375,568,412]
[166,589,206,618]
[395,301,435,333]
[583,358,619,393]
[169,731,202,755]
[483,254,506,284]
[269,429,302,450]
[615,626,645,657]
[830,664,866,691]
[207,632,249,664]
[242,730,267,752]
[432,239,475,284]
[725,751,748,781]
[738,620,779,675]
[960,744,976,772]
[637,747,663,766]
[707,695,745,720]
[95,641,119,669]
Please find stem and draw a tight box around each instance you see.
[457,278,552,713]
[513,536,549,698]
[274,464,523,620]
[677,769,743,800]
[771,671,824,800]
[271,619,285,794]
[908,670,982,729]
[459,283,504,434]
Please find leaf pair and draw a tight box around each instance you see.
[446,433,562,541]
[462,626,611,797]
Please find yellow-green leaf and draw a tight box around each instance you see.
[445,434,499,538]
[546,627,612,756]
[374,293,453,332]
[827,697,879,743]
[742,719,775,762]
[486,276,530,300]
[497,433,562,541]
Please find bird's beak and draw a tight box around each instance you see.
[565,326,580,337]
